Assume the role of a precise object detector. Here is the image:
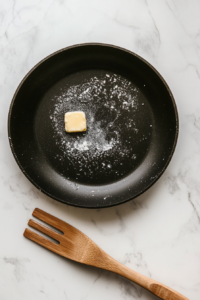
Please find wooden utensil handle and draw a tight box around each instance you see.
[112,262,189,300]
[148,282,188,300]
[94,254,189,300]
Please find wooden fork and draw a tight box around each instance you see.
[24,208,189,300]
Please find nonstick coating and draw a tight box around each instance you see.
[8,44,178,208]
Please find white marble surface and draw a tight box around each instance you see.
[1,0,200,299]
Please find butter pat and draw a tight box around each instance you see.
[65,111,87,133]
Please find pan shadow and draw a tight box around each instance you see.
[35,176,161,225]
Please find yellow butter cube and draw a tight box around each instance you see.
[64,111,87,133]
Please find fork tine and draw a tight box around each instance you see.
[28,219,61,242]
[32,208,65,232]
[23,228,60,254]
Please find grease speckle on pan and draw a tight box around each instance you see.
[51,74,138,155]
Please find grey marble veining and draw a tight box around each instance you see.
[1,0,200,299]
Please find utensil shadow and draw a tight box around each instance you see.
[61,255,160,300]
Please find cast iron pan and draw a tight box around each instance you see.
[8,43,178,208]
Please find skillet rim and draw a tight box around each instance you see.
[7,43,179,208]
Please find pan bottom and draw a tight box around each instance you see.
[35,69,153,186]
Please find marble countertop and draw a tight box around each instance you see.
[1,0,200,299]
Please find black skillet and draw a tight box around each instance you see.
[8,44,178,208]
